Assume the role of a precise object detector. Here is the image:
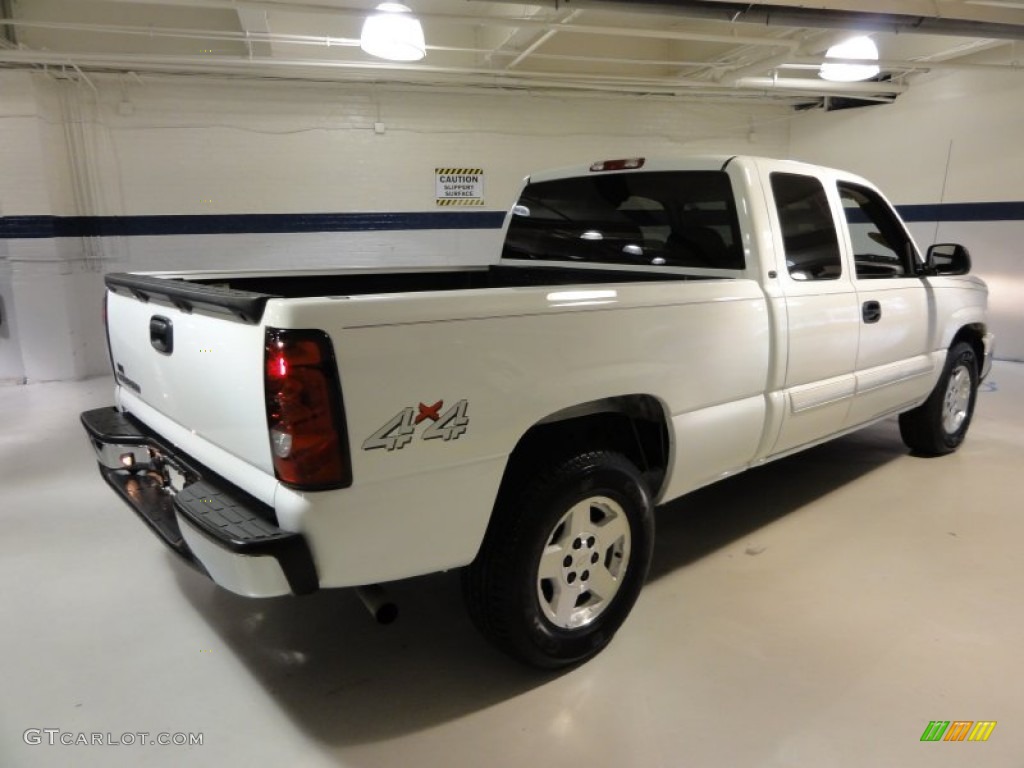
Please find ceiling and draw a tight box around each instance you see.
[1,0,1023,105]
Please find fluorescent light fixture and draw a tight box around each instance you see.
[819,36,880,82]
[360,3,425,62]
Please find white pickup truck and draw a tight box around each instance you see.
[82,155,993,668]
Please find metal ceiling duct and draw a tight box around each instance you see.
[492,0,1024,40]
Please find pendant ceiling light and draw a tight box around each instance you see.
[360,3,426,62]
[819,36,880,82]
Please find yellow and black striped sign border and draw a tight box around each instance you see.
[436,168,483,176]
[436,198,485,207]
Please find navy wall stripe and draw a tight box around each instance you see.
[0,211,507,239]
[1,202,1022,240]
[896,202,1024,223]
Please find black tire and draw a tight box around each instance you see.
[899,342,979,456]
[463,450,654,669]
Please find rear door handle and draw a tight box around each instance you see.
[862,300,882,324]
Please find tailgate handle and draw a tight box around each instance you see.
[150,315,174,354]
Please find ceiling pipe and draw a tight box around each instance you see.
[45,0,1024,41]
[0,48,905,99]
[716,52,797,84]
[7,18,997,77]
[0,18,363,48]
[506,9,582,70]
[0,48,747,82]
[0,18,565,59]
[486,0,1024,41]
[498,51,732,68]
[780,54,1021,74]
[1,21,1012,99]
[0,0,14,47]
[733,76,903,94]
[3,0,799,48]
[498,21,800,49]
[0,14,802,50]
[0,23,781,73]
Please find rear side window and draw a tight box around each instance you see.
[770,173,842,281]
[502,171,744,270]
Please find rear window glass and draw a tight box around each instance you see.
[502,171,744,270]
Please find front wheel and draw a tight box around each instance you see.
[463,450,654,668]
[899,342,979,455]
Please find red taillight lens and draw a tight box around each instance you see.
[264,329,351,489]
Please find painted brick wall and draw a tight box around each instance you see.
[0,71,82,382]
[93,76,790,224]
[0,70,790,379]
[790,67,1024,361]
[4,62,1021,378]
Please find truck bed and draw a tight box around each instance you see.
[105,264,716,324]
[193,264,704,298]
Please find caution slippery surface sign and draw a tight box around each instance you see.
[436,168,484,207]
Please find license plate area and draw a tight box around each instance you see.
[164,462,188,493]
[149,448,195,495]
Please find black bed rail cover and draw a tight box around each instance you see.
[105,272,277,324]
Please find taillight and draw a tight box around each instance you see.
[264,328,351,489]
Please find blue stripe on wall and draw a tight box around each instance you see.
[0,202,1022,240]
[0,211,507,239]
[896,202,1024,223]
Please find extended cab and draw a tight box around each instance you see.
[82,155,993,667]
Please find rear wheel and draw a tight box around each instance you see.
[899,342,979,455]
[463,450,653,668]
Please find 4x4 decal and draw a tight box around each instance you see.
[362,399,469,451]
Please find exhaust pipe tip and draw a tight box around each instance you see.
[375,602,399,625]
[354,584,398,625]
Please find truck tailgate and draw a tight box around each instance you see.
[105,279,273,476]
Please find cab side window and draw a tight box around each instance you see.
[770,173,842,281]
[838,182,918,279]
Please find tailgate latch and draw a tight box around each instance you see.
[150,315,174,355]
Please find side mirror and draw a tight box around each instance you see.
[926,243,972,275]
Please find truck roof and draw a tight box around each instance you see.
[525,154,861,186]
[526,155,736,184]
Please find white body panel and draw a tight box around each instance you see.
[101,154,992,592]
[178,517,292,597]
[264,279,770,585]
[107,294,273,476]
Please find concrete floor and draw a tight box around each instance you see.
[2,363,1022,768]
